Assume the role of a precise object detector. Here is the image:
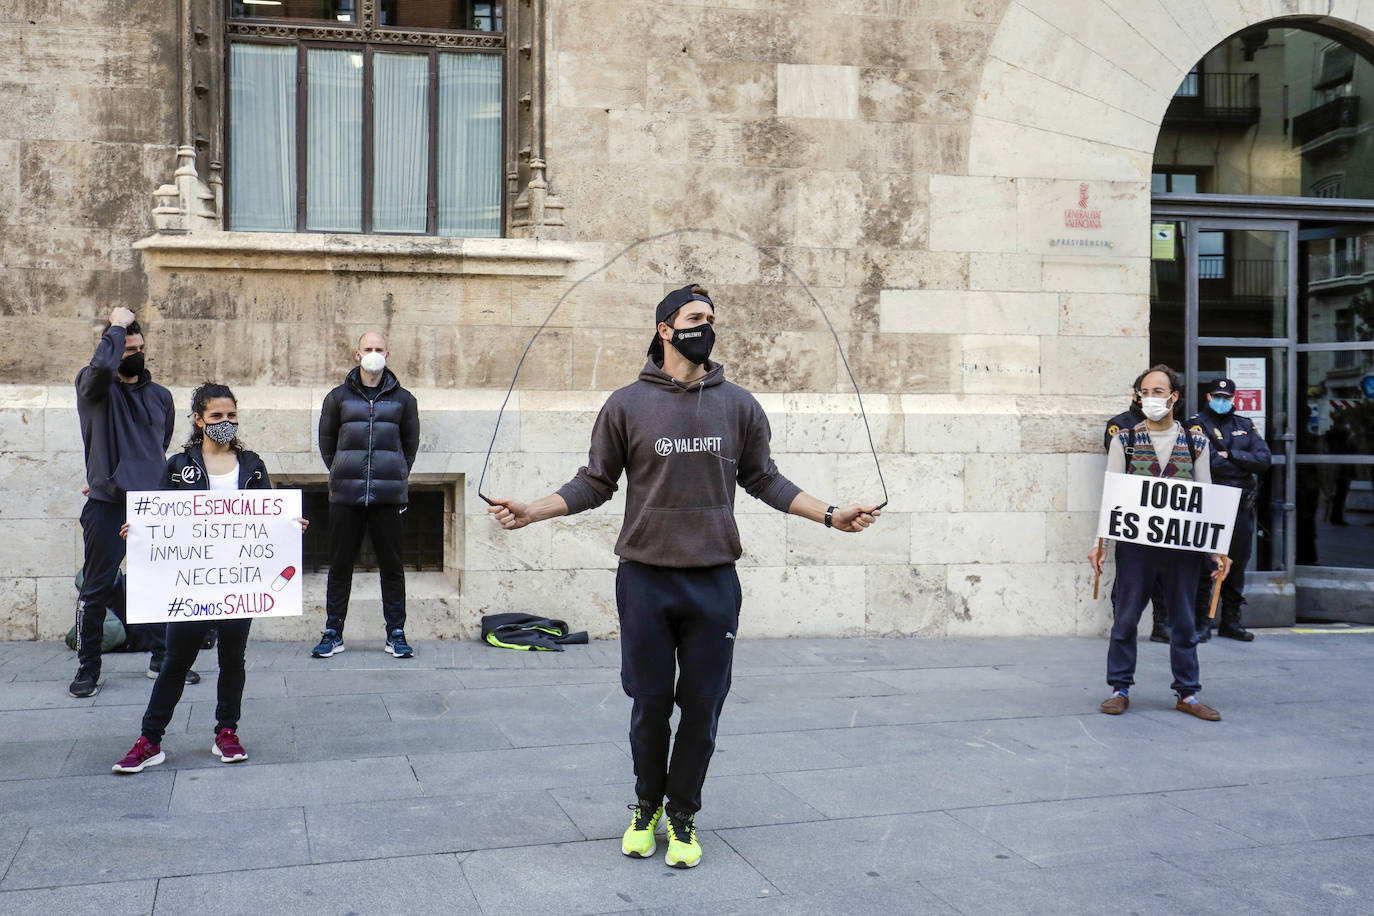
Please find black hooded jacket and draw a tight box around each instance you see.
[76,326,176,503]
[160,446,273,491]
[318,367,419,505]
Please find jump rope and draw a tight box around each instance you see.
[476,227,888,513]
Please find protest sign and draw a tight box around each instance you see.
[1096,473,1240,555]
[126,489,304,623]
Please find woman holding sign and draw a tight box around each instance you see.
[113,383,307,774]
[1088,366,1231,722]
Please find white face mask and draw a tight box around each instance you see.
[360,352,386,373]
[1140,396,1174,421]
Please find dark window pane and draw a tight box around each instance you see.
[1171,173,1198,194]
[1149,219,1185,368]
[1155,28,1374,200]
[378,0,503,31]
[1253,464,1289,572]
[300,486,446,572]
[1301,228,1374,343]
[1299,350,1374,457]
[1197,228,1286,339]
[231,0,358,23]
[228,43,297,231]
[305,48,363,232]
[1198,346,1287,445]
[1296,462,1374,568]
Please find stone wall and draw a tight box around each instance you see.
[4,1,1374,641]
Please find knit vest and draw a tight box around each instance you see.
[1117,421,1203,480]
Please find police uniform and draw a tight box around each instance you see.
[1187,378,1272,641]
[1103,404,1169,642]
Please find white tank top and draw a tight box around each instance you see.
[207,464,240,491]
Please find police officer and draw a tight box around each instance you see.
[1188,378,1272,642]
[1102,376,1169,644]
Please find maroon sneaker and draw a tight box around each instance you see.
[213,728,248,763]
[112,736,165,774]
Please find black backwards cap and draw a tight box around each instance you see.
[648,284,715,359]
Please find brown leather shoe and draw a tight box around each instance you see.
[1176,697,1221,721]
[1099,694,1128,715]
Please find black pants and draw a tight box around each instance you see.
[1108,542,1203,696]
[324,503,406,635]
[1196,500,1254,626]
[616,560,741,816]
[77,498,163,677]
[141,619,251,744]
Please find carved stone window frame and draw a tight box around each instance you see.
[154,0,561,239]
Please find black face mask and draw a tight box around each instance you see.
[669,323,715,365]
[119,352,145,377]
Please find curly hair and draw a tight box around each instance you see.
[183,382,243,452]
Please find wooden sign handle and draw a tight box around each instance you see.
[1207,556,1227,619]
[1092,538,1104,600]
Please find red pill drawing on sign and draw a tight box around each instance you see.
[271,566,296,592]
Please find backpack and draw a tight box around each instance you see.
[481,614,589,651]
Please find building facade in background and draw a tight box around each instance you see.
[2,0,1372,641]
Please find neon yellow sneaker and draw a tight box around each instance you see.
[621,800,663,858]
[664,808,702,869]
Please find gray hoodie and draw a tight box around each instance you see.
[75,326,175,503]
[557,359,801,568]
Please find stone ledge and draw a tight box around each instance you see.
[133,232,595,278]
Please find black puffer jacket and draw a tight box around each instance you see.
[161,447,273,491]
[318,367,419,505]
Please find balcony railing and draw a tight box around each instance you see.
[1309,246,1374,283]
[1163,73,1261,127]
[1293,97,1360,147]
[1198,257,1287,299]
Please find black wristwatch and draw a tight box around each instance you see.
[824,506,836,528]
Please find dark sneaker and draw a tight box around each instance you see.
[664,808,702,868]
[385,629,414,659]
[69,671,100,698]
[212,728,248,763]
[147,659,202,684]
[621,800,664,858]
[311,629,345,658]
[1148,624,1169,644]
[112,736,164,774]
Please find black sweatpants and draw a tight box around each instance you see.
[141,619,251,745]
[77,498,163,677]
[324,503,406,635]
[616,560,741,816]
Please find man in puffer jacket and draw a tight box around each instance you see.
[312,331,420,660]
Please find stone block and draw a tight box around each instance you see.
[546,514,620,570]
[848,247,968,290]
[6,519,77,576]
[845,331,955,395]
[606,109,691,165]
[1047,510,1099,563]
[780,393,903,453]
[464,514,553,571]
[1017,178,1150,259]
[646,57,775,117]
[958,335,1041,395]
[35,575,73,640]
[746,451,836,513]
[980,59,1160,155]
[946,562,1079,635]
[963,453,1067,511]
[0,451,83,519]
[1010,0,1185,98]
[791,169,864,249]
[1059,292,1149,337]
[0,577,37,640]
[460,451,588,513]
[859,67,974,124]
[859,171,929,249]
[785,510,911,565]
[721,329,839,393]
[544,106,608,163]
[901,395,1021,454]
[909,511,1047,565]
[928,175,1017,253]
[864,563,951,636]
[1066,451,1109,512]
[463,569,618,637]
[1040,335,1150,396]
[776,64,859,120]
[512,390,603,453]
[646,165,795,249]
[0,388,47,450]
[880,289,1059,336]
[553,0,648,54]
[968,116,1154,183]
[737,512,788,566]
[737,565,866,637]
[569,328,649,390]
[554,52,645,110]
[967,251,1038,289]
[837,451,962,513]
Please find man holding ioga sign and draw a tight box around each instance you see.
[1088,366,1233,722]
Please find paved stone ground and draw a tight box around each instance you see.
[1,629,1371,915]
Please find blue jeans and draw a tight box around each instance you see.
[1108,542,1203,695]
